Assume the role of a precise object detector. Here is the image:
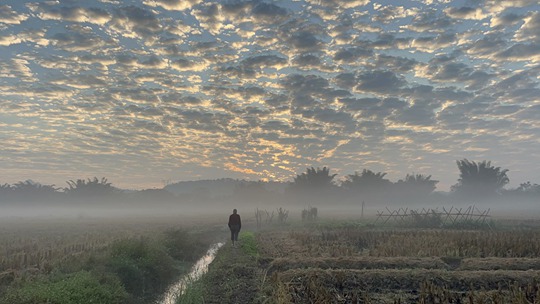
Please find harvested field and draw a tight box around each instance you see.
[275,269,540,291]
[257,225,540,303]
[267,257,451,273]
[459,257,540,271]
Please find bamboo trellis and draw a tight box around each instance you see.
[374,205,491,227]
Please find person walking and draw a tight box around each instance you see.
[228,209,241,247]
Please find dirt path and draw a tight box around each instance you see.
[194,232,263,304]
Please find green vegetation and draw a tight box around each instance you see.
[239,231,259,258]
[106,238,177,300]
[0,219,211,304]
[164,228,209,262]
[0,271,127,304]
[175,278,206,304]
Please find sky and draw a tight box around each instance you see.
[0,0,539,191]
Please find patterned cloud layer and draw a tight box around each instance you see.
[1,0,539,189]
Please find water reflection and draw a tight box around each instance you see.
[157,242,224,304]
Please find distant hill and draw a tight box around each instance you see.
[164,178,289,198]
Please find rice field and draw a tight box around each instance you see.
[0,214,222,288]
[3,210,540,303]
[256,222,540,303]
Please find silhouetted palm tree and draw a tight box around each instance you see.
[397,174,438,193]
[393,174,438,203]
[342,169,391,191]
[287,167,338,204]
[451,159,509,199]
[0,183,13,201]
[65,177,118,197]
[340,169,391,204]
[291,167,337,189]
[13,180,58,194]
[517,181,540,193]
[6,180,59,202]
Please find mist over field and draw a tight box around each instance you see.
[1,160,539,220]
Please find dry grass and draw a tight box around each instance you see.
[268,256,450,273]
[0,214,223,282]
[281,228,540,258]
[275,268,540,292]
[258,222,540,303]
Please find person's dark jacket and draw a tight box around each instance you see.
[228,213,241,229]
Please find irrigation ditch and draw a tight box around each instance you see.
[156,242,224,304]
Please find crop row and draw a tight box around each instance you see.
[271,269,540,304]
[267,256,540,273]
[284,228,540,258]
[256,224,540,303]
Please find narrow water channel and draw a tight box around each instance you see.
[156,242,224,304]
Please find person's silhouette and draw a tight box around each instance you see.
[228,209,241,247]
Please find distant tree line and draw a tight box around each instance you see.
[0,177,116,203]
[0,159,539,206]
[284,159,537,205]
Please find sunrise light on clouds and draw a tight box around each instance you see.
[1,0,539,190]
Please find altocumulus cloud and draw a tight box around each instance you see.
[0,0,539,190]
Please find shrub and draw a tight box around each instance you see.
[410,210,442,228]
[302,207,318,222]
[164,229,207,262]
[107,238,176,299]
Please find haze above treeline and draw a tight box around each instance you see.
[1,159,539,212]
